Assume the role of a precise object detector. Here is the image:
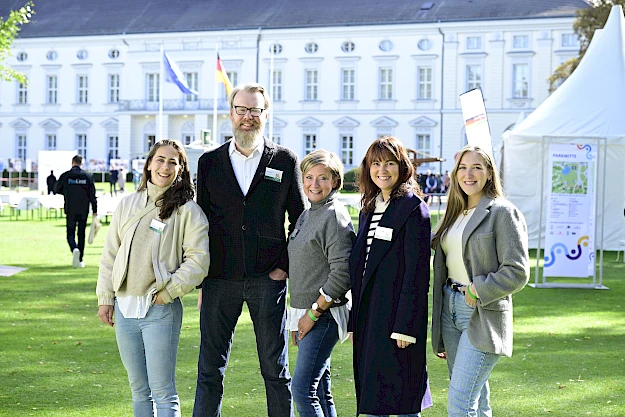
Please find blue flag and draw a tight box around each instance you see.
[163,52,198,95]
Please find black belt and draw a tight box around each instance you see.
[446,278,465,293]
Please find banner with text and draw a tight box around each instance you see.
[544,143,597,277]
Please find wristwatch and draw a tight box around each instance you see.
[312,302,326,314]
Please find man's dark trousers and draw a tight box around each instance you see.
[194,276,292,417]
[66,211,88,261]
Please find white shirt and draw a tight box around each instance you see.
[228,138,264,196]
[441,208,476,286]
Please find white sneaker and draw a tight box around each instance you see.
[72,248,81,268]
[79,261,85,268]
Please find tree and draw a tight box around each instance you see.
[548,0,625,92]
[0,1,34,85]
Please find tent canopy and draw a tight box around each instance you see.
[503,5,625,250]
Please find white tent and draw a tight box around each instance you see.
[502,5,625,250]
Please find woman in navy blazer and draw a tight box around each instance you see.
[431,145,529,416]
[349,137,432,417]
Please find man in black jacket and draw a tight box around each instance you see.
[193,83,306,417]
[46,170,57,195]
[55,155,98,268]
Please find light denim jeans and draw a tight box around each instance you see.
[115,298,183,417]
[292,312,339,417]
[441,284,499,417]
[363,413,420,417]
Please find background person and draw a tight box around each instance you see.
[118,167,126,192]
[431,145,529,417]
[349,136,432,417]
[287,149,355,417]
[97,139,209,417]
[193,82,306,417]
[46,170,57,194]
[109,165,119,195]
[54,155,97,268]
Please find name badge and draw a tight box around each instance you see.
[265,167,283,183]
[150,219,166,234]
[374,226,393,241]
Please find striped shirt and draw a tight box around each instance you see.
[363,195,390,275]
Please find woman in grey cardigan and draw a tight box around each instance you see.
[431,145,530,417]
[287,149,355,417]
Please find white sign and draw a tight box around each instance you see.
[543,143,597,277]
[459,88,494,159]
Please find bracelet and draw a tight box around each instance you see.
[467,284,478,300]
[307,309,319,322]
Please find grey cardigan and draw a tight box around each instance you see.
[431,195,530,357]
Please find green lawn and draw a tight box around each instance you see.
[0,215,624,416]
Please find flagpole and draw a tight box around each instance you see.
[159,43,164,141]
[269,47,274,142]
[212,45,219,147]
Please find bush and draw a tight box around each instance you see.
[343,167,360,192]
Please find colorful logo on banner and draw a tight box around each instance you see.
[543,143,597,278]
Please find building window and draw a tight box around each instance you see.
[466,36,482,50]
[16,134,27,159]
[341,134,354,166]
[562,33,580,47]
[466,65,482,91]
[46,50,57,61]
[77,75,89,104]
[147,73,160,102]
[271,133,281,145]
[45,134,57,150]
[76,134,87,158]
[270,44,283,54]
[17,52,27,61]
[17,81,28,104]
[108,74,120,103]
[46,75,58,104]
[379,40,393,52]
[108,135,119,159]
[513,64,529,98]
[305,69,318,100]
[513,35,529,49]
[181,134,193,145]
[225,71,238,98]
[416,134,431,155]
[108,49,120,59]
[379,67,393,100]
[77,49,88,60]
[341,68,355,100]
[417,66,432,99]
[418,39,432,51]
[305,42,318,53]
[272,70,282,101]
[341,41,355,52]
[184,72,198,102]
[304,134,317,155]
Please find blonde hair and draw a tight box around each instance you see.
[300,149,344,190]
[432,145,504,248]
[228,82,271,110]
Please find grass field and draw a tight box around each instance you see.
[1,213,624,417]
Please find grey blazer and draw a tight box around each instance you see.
[432,195,529,357]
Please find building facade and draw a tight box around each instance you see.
[0,0,588,174]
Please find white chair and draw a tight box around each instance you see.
[617,240,625,262]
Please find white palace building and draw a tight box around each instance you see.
[0,0,589,174]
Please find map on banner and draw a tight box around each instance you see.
[551,162,589,195]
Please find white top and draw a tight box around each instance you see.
[287,288,351,343]
[117,287,158,319]
[441,208,476,286]
[228,138,264,196]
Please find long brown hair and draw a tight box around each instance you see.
[431,145,504,249]
[359,136,417,213]
[138,139,194,220]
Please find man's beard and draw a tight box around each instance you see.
[233,122,263,150]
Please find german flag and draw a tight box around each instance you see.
[216,53,233,97]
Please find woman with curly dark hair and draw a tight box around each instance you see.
[349,136,432,417]
[97,139,209,417]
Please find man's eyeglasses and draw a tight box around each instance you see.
[232,106,265,117]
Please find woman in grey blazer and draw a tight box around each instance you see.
[431,145,529,417]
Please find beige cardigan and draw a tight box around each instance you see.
[96,190,210,306]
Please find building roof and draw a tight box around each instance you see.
[1,0,590,38]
